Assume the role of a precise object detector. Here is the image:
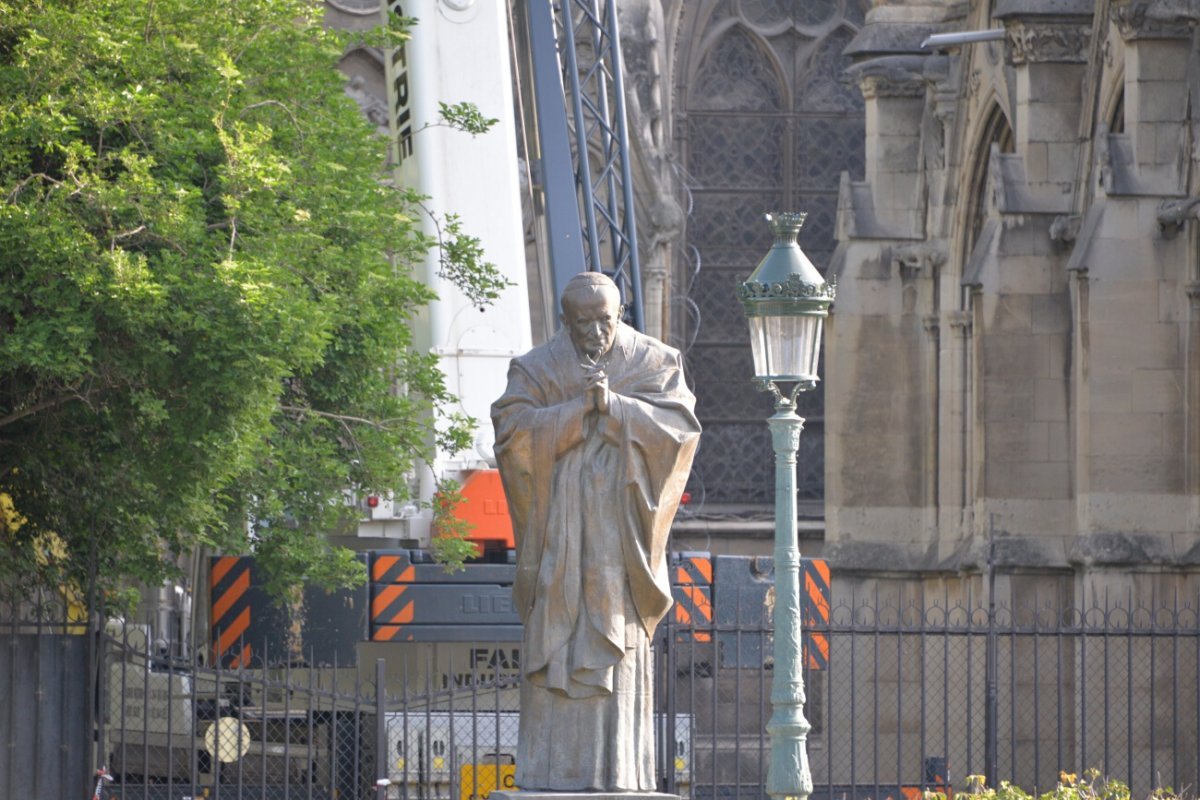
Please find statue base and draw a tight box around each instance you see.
[491,792,680,800]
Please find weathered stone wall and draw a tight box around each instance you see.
[827,0,1200,607]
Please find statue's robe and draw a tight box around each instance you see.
[491,323,700,791]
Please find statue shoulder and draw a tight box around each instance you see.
[513,333,559,365]
[509,333,569,383]
[618,324,683,365]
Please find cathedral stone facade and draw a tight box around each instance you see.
[825,0,1200,608]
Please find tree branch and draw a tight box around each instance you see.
[6,173,65,203]
[239,100,303,139]
[0,395,77,429]
[110,225,189,256]
[278,405,395,430]
[146,229,189,256]
[111,225,147,248]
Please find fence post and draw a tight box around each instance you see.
[86,532,101,794]
[984,515,998,787]
[377,658,388,796]
[662,613,677,796]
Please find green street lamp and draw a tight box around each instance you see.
[737,211,835,800]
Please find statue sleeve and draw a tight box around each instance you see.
[490,357,588,620]
[604,347,701,634]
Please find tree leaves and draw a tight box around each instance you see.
[436,101,500,137]
[0,0,505,599]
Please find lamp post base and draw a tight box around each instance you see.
[766,714,814,799]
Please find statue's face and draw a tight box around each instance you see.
[562,288,620,361]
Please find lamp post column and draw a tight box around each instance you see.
[765,390,813,800]
[737,211,831,800]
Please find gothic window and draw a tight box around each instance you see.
[743,0,842,27]
[679,4,868,506]
[796,27,862,113]
[690,27,785,113]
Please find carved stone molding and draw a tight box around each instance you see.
[1005,22,1091,64]
[967,69,982,97]
[923,55,957,170]
[922,314,940,335]
[1112,0,1200,41]
[893,241,948,275]
[1157,197,1200,231]
[850,56,928,101]
[925,55,958,119]
[1186,281,1200,305]
[860,76,926,100]
[946,310,972,334]
[344,74,390,134]
[1050,214,1082,244]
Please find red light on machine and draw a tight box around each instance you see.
[366,495,380,509]
[680,492,692,506]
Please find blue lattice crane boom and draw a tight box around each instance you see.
[516,0,645,332]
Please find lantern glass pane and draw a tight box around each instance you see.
[748,314,822,381]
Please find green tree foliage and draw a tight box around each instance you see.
[0,0,501,597]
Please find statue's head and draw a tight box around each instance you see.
[560,272,622,361]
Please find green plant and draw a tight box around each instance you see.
[0,0,509,599]
[436,101,499,137]
[942,769,1185,800]
[429,478,477,573]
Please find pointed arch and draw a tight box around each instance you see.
[337,48,390,135]
[962,101,1015,264]
[796,24,862,113]
[687,24,786,112]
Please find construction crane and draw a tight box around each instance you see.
[348,0,648,548]
[511,0,645,332]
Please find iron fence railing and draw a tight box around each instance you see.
[662,591,1200,800]
[0,588,94,800]
[4,589,1200,800]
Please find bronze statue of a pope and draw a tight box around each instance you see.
[491,272,700,792]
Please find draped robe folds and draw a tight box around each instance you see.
[490,324,701,792]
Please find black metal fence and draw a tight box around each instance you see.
[0,588,93,800]
[5,588,1200,800]
[663,591,1200,800]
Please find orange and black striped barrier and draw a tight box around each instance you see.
[672,553,714,642]
[802,558,831,670]
[209,554,365,667]
[208,548,831,659]
[371,552,417,586]
[370,552,417,641]
[710,554,832,671]
[210,555,254,668]
[368,550,521,643]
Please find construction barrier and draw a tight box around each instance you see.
[214,550,830,668]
